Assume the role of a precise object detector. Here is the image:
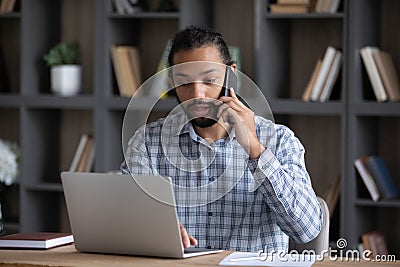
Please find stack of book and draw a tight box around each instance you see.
[269,0,341,14]
[69,134,95,172]
[302,46,342,102]
[360,46,400,102]
[110,45,142,98]
[354,155,399,202]
[360,231,389,259]
[269,0,311,14]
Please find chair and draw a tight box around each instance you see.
[289,196,330,255]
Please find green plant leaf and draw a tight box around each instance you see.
[43,42,80,67]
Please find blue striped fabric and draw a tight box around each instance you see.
[121,112,322,252]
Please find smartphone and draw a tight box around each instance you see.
[219,66,251,109]
[220,65,237,97]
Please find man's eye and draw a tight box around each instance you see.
[203,78,216,84]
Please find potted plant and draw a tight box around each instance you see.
[43,42,81,96]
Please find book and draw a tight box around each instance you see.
[112,0,125,14]
[361,231,388,258]
[373,50,400,102]
[127,46,142,90]
[69,134,88,172]
[156,39,173,73]
[0,0,16,13]
[324,174,340,218]
[364,156,399,199]
[76,136,94,172]
[319,50,342,102]
[112,0,143,14]
[110,45,141,97]
[310,46,337,101]
[278,0,310,4]
[149,39,173,97]
[360,46,388,102]
[302,59,322,101]
[315,0,331,13]
[269,4,309,13]
[84,137,95,172]
[354,156,381,202]
[0,232,74,249]
[327,0,341,13]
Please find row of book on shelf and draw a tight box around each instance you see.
[68,134,95,173]
[269,0,341,14]
[354,155,399,202]
[302,46,342,102]
[302,45,400,103]
[360,46,400,102]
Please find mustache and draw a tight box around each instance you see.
[186,99,216,108]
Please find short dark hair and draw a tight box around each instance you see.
[167,25,234,67]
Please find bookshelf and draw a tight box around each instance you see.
[257,0,399,256]
[346,0,400,256]
[255,0,346,245]
[0,0,399,257]
[0,0,209,234]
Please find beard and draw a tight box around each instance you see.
[176,96,219,128]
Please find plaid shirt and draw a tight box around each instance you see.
[121,112,322,252]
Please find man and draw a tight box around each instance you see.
[122,26,322,252]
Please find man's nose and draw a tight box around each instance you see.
[190,82,206,98]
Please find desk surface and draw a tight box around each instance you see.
[0,245,399,267]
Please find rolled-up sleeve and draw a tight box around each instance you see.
[253,127,322,244]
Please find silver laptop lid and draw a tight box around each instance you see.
[61,172,185,258]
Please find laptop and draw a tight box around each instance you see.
[61,172,223,258]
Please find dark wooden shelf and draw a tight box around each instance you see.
[109,12,179,19]
[352,102,400,116]
[0,12,21,19]
[106,96,178,111]
[24,95,95,109]
[265,12,345,20]
[0,94,22,107]
[268,99,344,115]
[355,198,400,208]
[3,221,20,233]
[104,96,130,110]
[25,182,63,193]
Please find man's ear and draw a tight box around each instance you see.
[230,63,237,73]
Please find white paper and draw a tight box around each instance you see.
[219,251,316,267]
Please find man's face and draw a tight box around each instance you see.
[172,46,226,128]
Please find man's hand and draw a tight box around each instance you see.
[217,89,265,159]
[180,224,198,248]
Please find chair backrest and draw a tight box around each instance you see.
[289,196,330,255]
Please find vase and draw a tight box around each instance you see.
[51,65,82,96]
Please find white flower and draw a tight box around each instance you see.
[0,140,19,186]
